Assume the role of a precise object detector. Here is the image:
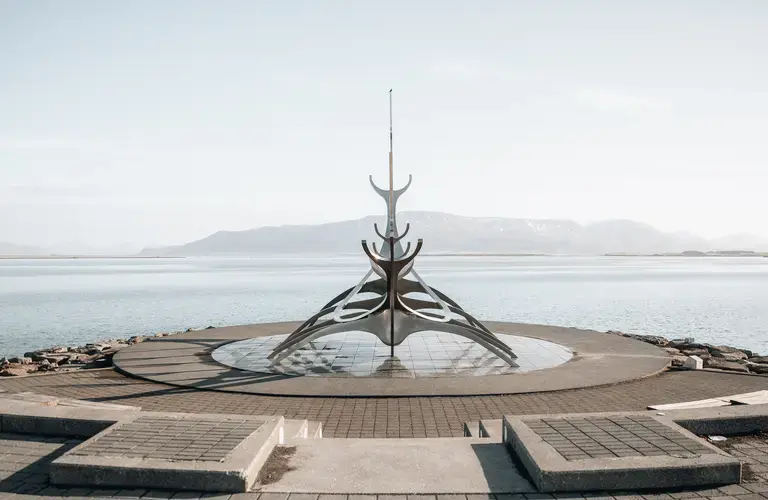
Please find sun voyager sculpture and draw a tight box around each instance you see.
[268,91,518,367]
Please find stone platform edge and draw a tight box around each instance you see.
[501,408,765,492]
[50,413,284,493]
[112,321,673,397]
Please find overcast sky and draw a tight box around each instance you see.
[1,0,766,249]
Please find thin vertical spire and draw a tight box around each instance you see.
[388,89,394,237]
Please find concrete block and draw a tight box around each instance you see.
[307,421,323,439]
[50,413,283,493]
[281,419,309,443]
[479,419,503,441]
[503,413,741,492]
[683,356,704,370]
[463,421,480,437]
[0,399,134,437]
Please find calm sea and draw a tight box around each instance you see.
[1,256,767,358]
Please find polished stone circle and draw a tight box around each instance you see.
[212,331,573,378]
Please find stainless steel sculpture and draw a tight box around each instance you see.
[268,91,518,366]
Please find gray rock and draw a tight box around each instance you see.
[681,347,710,358]
[38,359,57,371]
[747,362,768,374]
[711,349,748,361]
[0,367,29,377]
[671,355,688,367]
[128,336,146,345]
[704,357,750,373]
[669,340,707,350]
[749,356,768,364]
[664,347,682,355]
[712,345,749,356]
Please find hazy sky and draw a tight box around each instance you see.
[2,0,767,249]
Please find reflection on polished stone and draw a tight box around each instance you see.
[212,331,573,378]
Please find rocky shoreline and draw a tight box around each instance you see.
[607,330,768,375]
[0,326,215,377]
[2,326,765,377]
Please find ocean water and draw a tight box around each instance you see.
[1,255,767,358]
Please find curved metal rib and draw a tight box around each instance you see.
[331,268,374,322]
[393,223,410,243]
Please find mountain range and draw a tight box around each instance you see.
[134,211,768,257]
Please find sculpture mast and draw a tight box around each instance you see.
[388,89,394,238]
[388,89,395,357]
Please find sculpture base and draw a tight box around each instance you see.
[212,331,572,378]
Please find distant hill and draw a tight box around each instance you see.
[0,241,139,257]
[0,242,49,256]
[137,211,768,257]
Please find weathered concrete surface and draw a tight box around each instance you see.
[51,413,284,492]
[113,321,672,397]
[669,403,768,435]
[0,397,138,437]
[504,412,742,492]
[256,437,536,494]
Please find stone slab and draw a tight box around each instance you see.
[503,412,741,492]
[666,403,768,435]
[0,398,137,437]
[50,412,283,492]
[113,321,671,397]
[728,390,768,405]
[649,399,733,410]
[256,438,535,494]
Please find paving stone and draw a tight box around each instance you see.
[718,487,751,496]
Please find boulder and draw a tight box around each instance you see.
[747,363,768,375]
[712,345,750,357]
[711,349,748,362]
[749,356,768,364]
[0,367,29,377]
[41,354,70,364]
[9,356,32,364]
[63,353,88,364]
[38,359,57,372]
[669,340,707,350]
[704,357,750,373]
[671,355,688,367]
[663,347,682,356]
[185,328,195,332]
[0,357,9,368]
[681,347,710,358]
[626,334,669,346]
[205,325,216,330]
[50,346,68,354]
[128,336,146,345]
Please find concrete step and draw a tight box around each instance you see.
[307,421,323,439]
[282,419,309,442]
[463,421,480,437]
[256,437,534,494]
[479,419,503,441]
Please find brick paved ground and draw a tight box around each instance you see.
[0,368,766,438]
[1,431,768,499]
